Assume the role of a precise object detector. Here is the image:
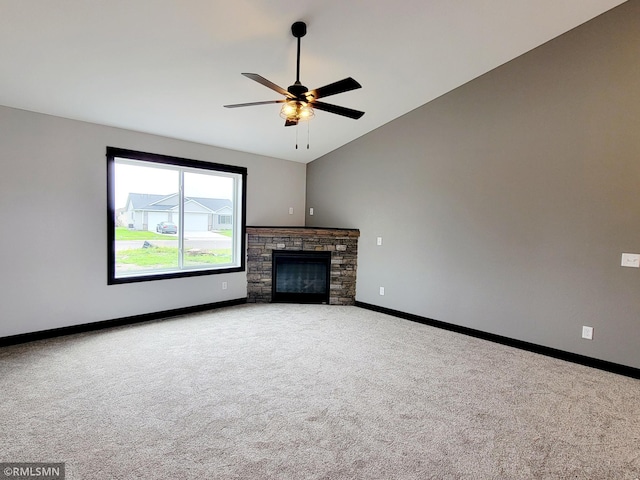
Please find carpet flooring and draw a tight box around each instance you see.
[1,303,638,479]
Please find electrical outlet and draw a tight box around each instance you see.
[379,286,385,295]
[621,253,640,268]
[581,326,593,340]
[376,237,383,246]
[309,207,314,215]
[222,282,228,290]
[288,207,294,215]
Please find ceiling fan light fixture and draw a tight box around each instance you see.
[280,101,314,121]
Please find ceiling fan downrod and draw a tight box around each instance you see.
[291,21,307,86]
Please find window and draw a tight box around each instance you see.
[107,147,246,284]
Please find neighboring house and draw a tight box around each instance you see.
[123,193,233,232]
[114,207,127,227]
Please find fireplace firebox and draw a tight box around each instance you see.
[272,251,331,304]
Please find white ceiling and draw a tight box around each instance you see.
[0,1,626,163]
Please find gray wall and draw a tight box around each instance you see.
[306,2,640,369]
[0,106,306,338]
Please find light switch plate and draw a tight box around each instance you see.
[621,253,640,268]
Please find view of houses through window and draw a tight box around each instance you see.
[107,148,246,283]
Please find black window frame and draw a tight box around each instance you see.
[107,147,247,285]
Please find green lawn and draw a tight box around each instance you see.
[115,227,174,241]
[115,227,233,271]
[116,246,232,270]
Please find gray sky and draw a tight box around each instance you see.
[115,161,234,208]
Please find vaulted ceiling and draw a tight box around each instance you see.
[0,1,627,163]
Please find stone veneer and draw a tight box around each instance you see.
[246,226,360,305]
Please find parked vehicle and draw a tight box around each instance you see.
[156,221,177,234]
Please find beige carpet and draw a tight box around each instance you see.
[1,303,638,479]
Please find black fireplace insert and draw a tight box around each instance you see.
[272,250,331,304]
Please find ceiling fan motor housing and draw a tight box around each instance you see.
[288,83,309,98]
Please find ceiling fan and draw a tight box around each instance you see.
[224,21,364,127]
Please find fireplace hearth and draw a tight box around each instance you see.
[247,227,359,305]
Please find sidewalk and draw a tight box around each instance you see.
[183,231,229,239]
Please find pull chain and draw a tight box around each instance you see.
[294,121,310,150]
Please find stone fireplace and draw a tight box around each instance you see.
[246,226,359,305]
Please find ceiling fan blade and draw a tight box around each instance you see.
[242,73,294,98]
[284,118,298,127]
[312,101,365,120]
[224,100,286,108]
[309,77,362,100]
